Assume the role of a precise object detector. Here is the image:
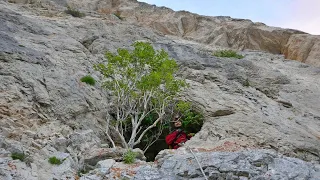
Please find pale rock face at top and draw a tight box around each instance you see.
[0,0,320,179]
[6,0,320,66]
[30,0,320,66]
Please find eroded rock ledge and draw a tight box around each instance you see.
[134,149,320,180]
[2,148,319,179]
[50,0,320,66]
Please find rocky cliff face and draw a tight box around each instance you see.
[6,0,320,67]
[134,149,320,180]
[48,0,320,67]
[0,0,320,179]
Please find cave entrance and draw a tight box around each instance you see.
[136,109,204,162]
[137,129,170,162]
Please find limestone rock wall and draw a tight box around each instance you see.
[6,0,320,67]
[0,0,320,179]
[134,149,320,180]
[123,1,320,66]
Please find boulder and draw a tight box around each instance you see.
[68,129,101,152]
[89,159,116,176]
[96,159,115,169]
[84,148,146,166]
[135,149,320,179]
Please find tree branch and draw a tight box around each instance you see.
[143,128,163,153]
[133,114,164,146]
[105,114,116,148]
[110,126,128,149]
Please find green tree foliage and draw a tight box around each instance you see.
[93,42,187,149]
[175,101,204,133]
[213,50,244,59]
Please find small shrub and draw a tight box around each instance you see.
[77,169,90,177]
[48,156,62,165]
[65,6,85,18]
[113,12,124,20]
[11,152,26,161]
[80,75,96,86]
[213,50,244,59]
[123,149,136,164]
[243,78,250,87]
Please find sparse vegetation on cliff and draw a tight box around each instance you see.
[213,50,244,59]
[48,156,63,165]
[11,152,26,161]
[123,149,137,164]
[80,75,96,86]
[65,6,85,18]
[113,12,124,20]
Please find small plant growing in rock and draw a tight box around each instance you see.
[11,152,26,161]
[48,156,62,165]
[65,6,85,18]
[80,75,96,86]
[213,50,244,59]
[77,169,90,177]
[243,78,250,87]
[123,149,137,164]
[113,11,124,20]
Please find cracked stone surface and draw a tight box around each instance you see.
[0,0,320,179]
[134,149,320,180]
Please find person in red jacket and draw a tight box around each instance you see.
[165,115,192,149]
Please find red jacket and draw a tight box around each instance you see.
[165,130,191,149]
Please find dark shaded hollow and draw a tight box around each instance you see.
[136,112,204,162]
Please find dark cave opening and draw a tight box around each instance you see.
[136,109,204,162]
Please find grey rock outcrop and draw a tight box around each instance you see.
[181,50,320,161]
[134,149,320,180]
[0,0,320,179]
[67,129,102,152]
[84,148,146,166]
[16,0,319,66]
[0,148,75,180]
